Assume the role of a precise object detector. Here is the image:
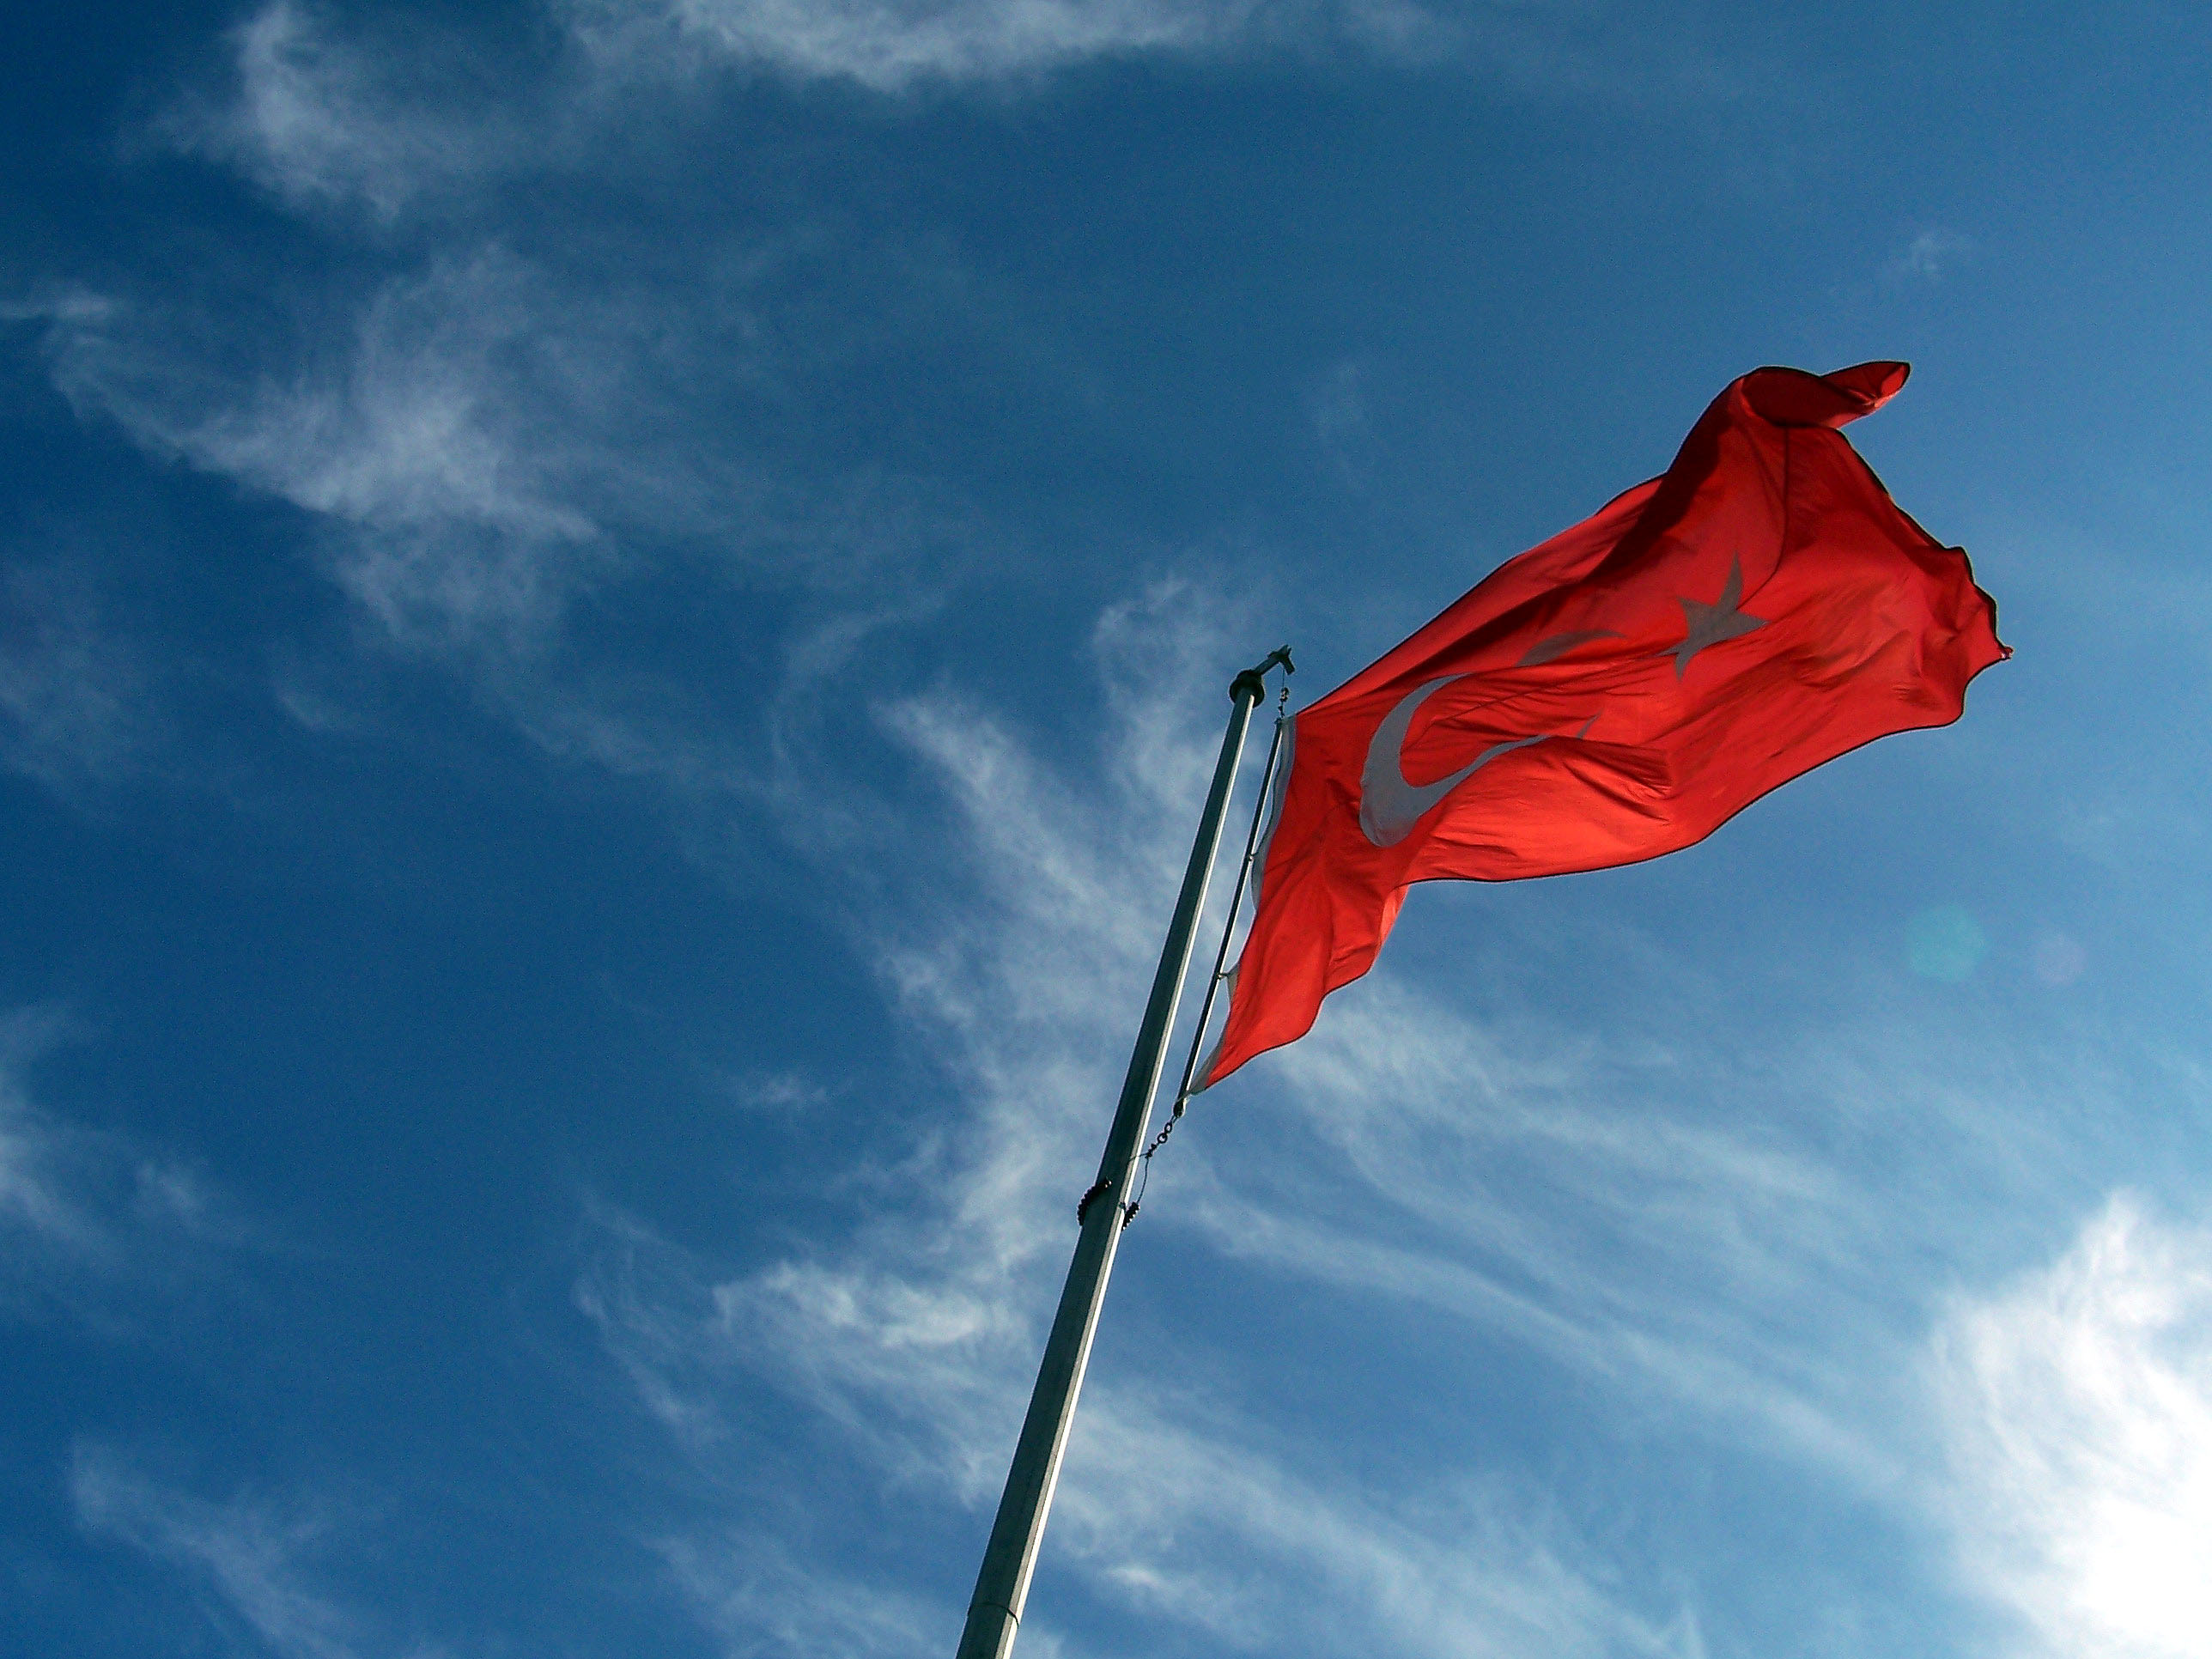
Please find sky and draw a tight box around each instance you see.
[4,2,2212,1656]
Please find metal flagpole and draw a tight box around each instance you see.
[953,646,1292,1659]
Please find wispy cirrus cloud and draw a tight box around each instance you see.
[13,0,1762,695]
[660,1534,955,1659]
[0,1009,236,1325]
[580,1204,1700,1659]
[556,0,1775,102]
[1048,1398,1702,1659]
[0,556,155,793]
[70,1447,436,1659]
[564,0,1449,91]
[160,1,514,220]
[18,225,970,676]
[1179,960,2126,1486]
[23,257,612,655]
[1886,228,1975,283]
[156,0,1760,167]
[1933,1197,2212,1659]
[720,1066,833,1111]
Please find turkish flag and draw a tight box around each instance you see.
[1203,362,2005,1086]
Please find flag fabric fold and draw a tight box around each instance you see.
[1202,361,2006,1088]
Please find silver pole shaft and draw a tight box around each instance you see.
[954,662,1274,1659]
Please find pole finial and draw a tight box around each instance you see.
[1229,644,1294,705]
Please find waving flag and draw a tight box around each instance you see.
[1203,361,2006,1086]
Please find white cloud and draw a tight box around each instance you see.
[1052,1395,1699,1659]
[1886,228,1975,283]
[0,1008,234,1320]
[70,1448,434,1659]
[1933,1196,2212,1659]
[1307,355,1377,488]
[19,240,969,668]
[553,0,1778,106]
[163,1,508,219]
[723,1066,832,1109]
[27,255,616,653]
[0,291,118,328]
[19,0,1758,678]
[582,1204,1698,1659]
[0,558,152,793]
[166,0,1756,166]
[661,1534,951,1658]
[565,0,1449,91]
[1188,970,1929,1451]
[574,1200,757,1447]
[158,0,1436,220]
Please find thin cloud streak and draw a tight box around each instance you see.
[0,1009,236,1324]
[70,1448,434,1659]
[21,237,974,681]
[1885,228,1976,283]
[0,557,155,793]
[160,0,1766,138]
[160,1,509,220]
[564,0,1451,91]
[559,0,1765,106]
[580,1203,1698,1659]
[1187,967,2085,1482]
[1049,1394,1699,1659]
[26,255,610,654]
[18,0,1769,700]
[660,1534,954,1659]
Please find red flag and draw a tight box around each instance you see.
[1203,362,2006,1086]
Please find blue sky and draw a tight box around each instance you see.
[4,3,2211,1656]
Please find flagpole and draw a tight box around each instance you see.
[954,647,1291,1659]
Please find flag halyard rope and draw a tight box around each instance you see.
[1125,682,1291,1224]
